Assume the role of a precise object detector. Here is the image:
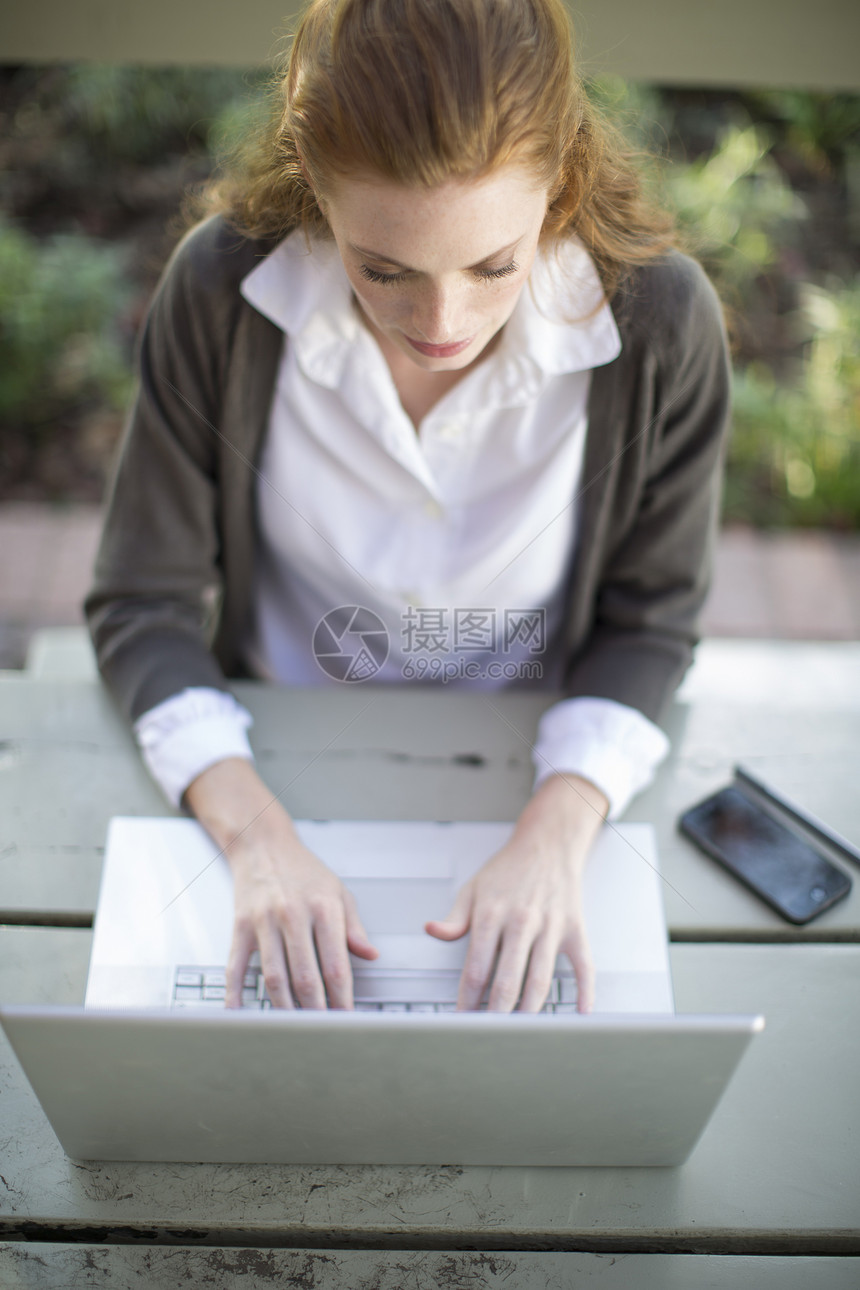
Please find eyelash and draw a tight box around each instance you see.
[358,261,519,286]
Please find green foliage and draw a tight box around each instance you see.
[727,279,860,527]
[665,124,806,291]
[586,80,860,528]
[206,83,274,170]
[3,67,859,524]
[0,217,133,434]
[741,91,860,167]
[61,65,268,165]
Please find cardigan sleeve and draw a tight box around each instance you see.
[560,256,732,724]
[84,218,253,723]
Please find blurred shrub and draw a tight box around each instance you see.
[0,217,133,435]
[665,123,806,292]
[3,67,858,526]
[589,79,860,529]
[60,65,266,166]
[1,63,269,215]
[727,278,860,527]
[741,90,860,170]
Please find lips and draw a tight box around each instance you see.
[405,336,474,358]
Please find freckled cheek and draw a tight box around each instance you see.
[484,281,526,330]
[352,285,410,330]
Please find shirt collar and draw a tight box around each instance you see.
[240,227,621,390]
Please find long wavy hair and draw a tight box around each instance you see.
[193,0,677,298]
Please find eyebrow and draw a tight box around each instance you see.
[351,237,522,272]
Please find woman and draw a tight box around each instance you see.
[86,0,730,1015]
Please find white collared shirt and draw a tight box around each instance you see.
[135,231,669,815]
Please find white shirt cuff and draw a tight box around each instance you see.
[531,696,670,820]
[134,687,255,808]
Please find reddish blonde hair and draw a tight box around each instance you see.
[198,0,675,296]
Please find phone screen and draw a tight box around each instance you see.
[679,785,852,924]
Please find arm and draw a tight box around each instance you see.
[85,219,369,1007]
[428,257,731,1012]
[562,254,732,719]
[84,215,278,722]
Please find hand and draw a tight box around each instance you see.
[425,774,608,1014]
[184,758,378,1009]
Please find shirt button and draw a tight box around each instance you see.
[423,499,443,520]
[437,421,462,441]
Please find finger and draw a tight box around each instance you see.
[517,931,562,1013]
[256,921,295,1010]
[424,884,473,941]
[225,922,256,1009]
[457,914,501,1011]
[343,890,379,962]
[313,910,354,1011]
[487,920,539,1013]
[563,926,595,1014]
[283,923,328,1011]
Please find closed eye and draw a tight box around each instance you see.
[359,264,409,285]
[359,261,519,286]
[475,261,519,281]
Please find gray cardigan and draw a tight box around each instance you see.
[85,215,731,729]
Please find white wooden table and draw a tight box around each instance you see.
[2,641,859,938]
[1,642,858,1285]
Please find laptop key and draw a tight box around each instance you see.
[174,985,203,1001]
[558,977,578,1004]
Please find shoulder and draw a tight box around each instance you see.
[611,250,726,364]
[156,214,279,313]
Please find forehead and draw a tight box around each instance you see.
[325,165,549,265]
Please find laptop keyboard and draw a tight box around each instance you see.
[173,965,579,1013]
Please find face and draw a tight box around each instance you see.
[318,165,550,372]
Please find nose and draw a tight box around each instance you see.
[411,279,465,344]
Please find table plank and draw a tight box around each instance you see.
[1,932,858,1251]
[0,1246,857,1290]
[2,650,859,937]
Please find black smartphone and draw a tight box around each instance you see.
[679,784,852,924]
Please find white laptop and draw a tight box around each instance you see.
[86,817,676,1013]
[0,817,763,1167]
